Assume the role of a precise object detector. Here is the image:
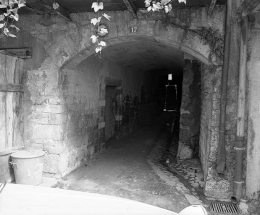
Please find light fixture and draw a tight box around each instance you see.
[168,74,172,81]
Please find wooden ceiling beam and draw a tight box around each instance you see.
[26,0,71,21]
[0,48,32,59]
[238,0,260,17]
[208,0,217,15]
[122,0,137,19]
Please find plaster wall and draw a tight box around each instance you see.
[246,30,260,199]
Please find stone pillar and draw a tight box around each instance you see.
[25,58,69,178]
[177,55,201,160]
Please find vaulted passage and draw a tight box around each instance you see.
[53,38,208,211]
[1,4,247,211]
[4,0,260,213]
[48,35,217,207]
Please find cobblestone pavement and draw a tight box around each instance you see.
[147,132,210,206]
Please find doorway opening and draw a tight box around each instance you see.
[105,86,117,141]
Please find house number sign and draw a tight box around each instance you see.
[130,26,138,33]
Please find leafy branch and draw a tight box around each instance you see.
[90,1,111,56]
[0,0,26,38]
[145,0,186,13]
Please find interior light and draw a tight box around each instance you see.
[168,74,172,81]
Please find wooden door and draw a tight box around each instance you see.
[0,53,24,182]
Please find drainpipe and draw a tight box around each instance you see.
[233,16,248,202]
[217,0,232,174]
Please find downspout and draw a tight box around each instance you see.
[233,16,248,202]
[217,0,232,174]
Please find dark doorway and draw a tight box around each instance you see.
[105,86,116,141]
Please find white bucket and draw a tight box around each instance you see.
[11,150,45,185]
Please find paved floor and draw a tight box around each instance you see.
[56,113,209,214]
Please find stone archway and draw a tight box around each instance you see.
[39,9,225,70]
[60,31,222,71]
[25,8,225,179]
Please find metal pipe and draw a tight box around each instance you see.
[217,0,232,174]
[233,16,248,201]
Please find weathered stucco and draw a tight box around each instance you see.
[246,30,260,199]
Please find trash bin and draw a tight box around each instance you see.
[11,150,45,185]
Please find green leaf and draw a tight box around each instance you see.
[7,32,17,37]
[102,13,111,21]
[10,8,18,14]
[9,24,20,31]
[164,4,172,13]
[98,27,108,35]
[98,41,106,47]
[161,0,171,5]
[91,17,102,25]
[53,2,59,10]
[3,27,9,35]
[90,35,98,43]
[91,2,104,12]
[10,13,19,21]
[144,0,151,7]
[95,46,102,53]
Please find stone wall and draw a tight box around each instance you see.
[23,42,146,177]
[199,64,215,180]
[0,7,226,179]
[200,63,237,200]
[58,55,101,176]
[178,58,201,160]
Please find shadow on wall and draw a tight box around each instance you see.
[121,85,156,136]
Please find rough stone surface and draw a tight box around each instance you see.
[178,59,201,159]
[0,7,229,185]
[177,141,193,160]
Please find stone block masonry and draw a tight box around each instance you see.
[11,6,232,188]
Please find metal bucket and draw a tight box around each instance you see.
[11,150,45,185]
